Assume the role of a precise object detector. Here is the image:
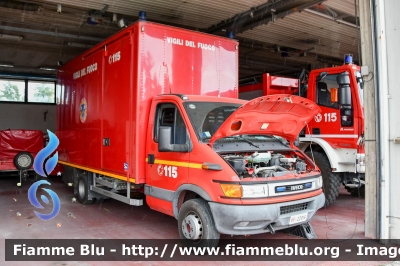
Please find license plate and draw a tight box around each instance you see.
[289,213,308,225]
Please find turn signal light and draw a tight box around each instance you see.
[220,184,242,198]
[202,163,222,170]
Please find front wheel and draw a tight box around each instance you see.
[306,151,341,206]
[178,198,220,247]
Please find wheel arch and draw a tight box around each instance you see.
[172,184,212,219]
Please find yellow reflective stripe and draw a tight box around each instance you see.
[145,158,202,169]
[188,163,203,169]
[58,161,136,183]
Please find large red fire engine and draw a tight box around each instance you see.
[240,57,365,205]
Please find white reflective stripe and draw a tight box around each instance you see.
[303,134,358,138]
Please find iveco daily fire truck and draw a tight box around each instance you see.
[56,14,325,246]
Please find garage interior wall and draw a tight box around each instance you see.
[0,104,56,133]
[359,0,377,239]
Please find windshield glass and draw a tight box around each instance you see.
[355,71,364,107]
[183,101,292,145]
[183,101,241,141]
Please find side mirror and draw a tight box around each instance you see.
[337,72,351,106]
[330,88,338,103]
[158,126,189,152]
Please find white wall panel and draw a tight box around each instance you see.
[384,0,400,241]
[0,104,56,133]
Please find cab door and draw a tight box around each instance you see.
[307,72,356,148]
[145,101,191,215]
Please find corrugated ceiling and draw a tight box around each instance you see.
[0,0,360,79]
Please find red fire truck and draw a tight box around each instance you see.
[56,16,325,245]
[239,58,365,205]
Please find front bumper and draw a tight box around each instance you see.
[208,192,325,235]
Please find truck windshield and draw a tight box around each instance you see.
[183,102,241,141]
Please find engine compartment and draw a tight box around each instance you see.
[222,151,310,179]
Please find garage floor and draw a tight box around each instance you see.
[0,174,387,266]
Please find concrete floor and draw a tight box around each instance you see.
[0,174,388,266]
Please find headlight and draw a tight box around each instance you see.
[242,184,269,198]
[220,184,269,198]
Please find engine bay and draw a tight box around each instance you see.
[222,151,310,179]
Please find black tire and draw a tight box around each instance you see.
[178,198,220,247]
[13,152,34,170]
[77,175,94,205]
[306,151,341,206]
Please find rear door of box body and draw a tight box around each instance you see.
[102,33,134,175]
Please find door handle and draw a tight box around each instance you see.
[148,154,155,164]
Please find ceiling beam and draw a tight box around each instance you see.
[205,0,288,34]
[206,0,327,35]
[237,0,327,34]
[304,8,358,28]
[0,25,104,42]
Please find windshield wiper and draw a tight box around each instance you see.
[233,136,259,148]
[272,136,290,147]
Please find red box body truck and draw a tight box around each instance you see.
[57,19,325,246]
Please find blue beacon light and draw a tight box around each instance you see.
[344,54,353,64]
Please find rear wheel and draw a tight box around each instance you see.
[77,175,94,205]
[306,151,341,206]
[13,152,33,170]
[178,198,220,247]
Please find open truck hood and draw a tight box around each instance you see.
[209,94,321,144]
